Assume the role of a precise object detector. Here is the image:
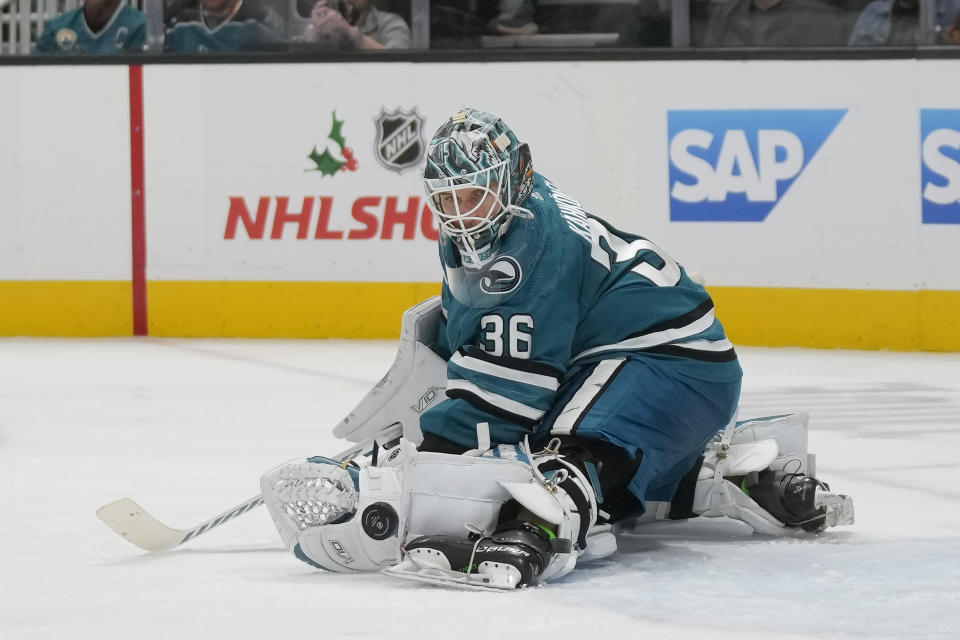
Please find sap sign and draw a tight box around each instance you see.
[668,110,847,222]
[921,109,960,224]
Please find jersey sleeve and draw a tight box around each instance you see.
[375,13,411,49]
[33,23,58,54]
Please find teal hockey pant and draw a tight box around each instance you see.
[535,356,742,515]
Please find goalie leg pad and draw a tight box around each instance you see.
[627,413,854,535]
[403,447,537,540]
[389,445,602,589]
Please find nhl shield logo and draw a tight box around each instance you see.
[374,108,426,174]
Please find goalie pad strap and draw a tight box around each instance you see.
[668,455,704,520]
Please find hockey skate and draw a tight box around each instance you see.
[742,468,845,532]
[389,522,559,591]
[384,440,603,591]
[629,413,854,536]
[705,413,855,534]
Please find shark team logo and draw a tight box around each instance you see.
[374,107,426,174]
[668,109,847,221]
[479,257,522,295]
[920,109,960,224]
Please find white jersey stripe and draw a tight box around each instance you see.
[446,379,545,421]
[551,359,626,436]
[450,352,560,391]
[568,309,717,364]
[669,338,734,352]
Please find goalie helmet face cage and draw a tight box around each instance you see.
[423,109,533,268]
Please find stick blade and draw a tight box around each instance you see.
[96,498,184,552]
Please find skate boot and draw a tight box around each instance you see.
[744,469,848,533]
[403,522,559,589]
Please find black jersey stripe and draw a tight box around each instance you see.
[461,346,564,380]
[446,388,539,429]
[642,344,739,363]
[626,298,715,339]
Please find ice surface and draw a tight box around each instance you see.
[1,339,959,639]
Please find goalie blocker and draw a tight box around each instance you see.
[261,298,853,589]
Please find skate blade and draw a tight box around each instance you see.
[382,561,519,592]
[816,490,855,527]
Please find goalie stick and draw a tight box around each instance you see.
[96,423,404,553]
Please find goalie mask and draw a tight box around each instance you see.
[423,109,533,269]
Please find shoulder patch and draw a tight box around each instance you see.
[479,256,523,295]
[56,28,78,50]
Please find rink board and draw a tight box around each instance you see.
[1,61,959,348]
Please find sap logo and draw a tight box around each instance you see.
[921,109,960,224]
[668,110,847,221]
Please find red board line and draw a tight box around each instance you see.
[129,65,147,336]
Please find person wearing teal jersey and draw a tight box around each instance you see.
[419,108,742,512]
[34,0,145,55]
[164,0,281,53]
[259,108,853,589]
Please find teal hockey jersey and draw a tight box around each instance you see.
[34,6,145,55]
[420,172,742,447]
[164,14,278,52]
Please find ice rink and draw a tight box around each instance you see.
[2,338,959,639]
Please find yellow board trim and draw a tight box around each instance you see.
[147,281,442,338]
[0,281,132,336]
[2,281,958,351]
[708,287,960,352]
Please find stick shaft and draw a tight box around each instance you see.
[98,423,404,552]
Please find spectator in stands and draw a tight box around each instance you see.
[701,0,851,47]
[304,0,410,49]
[489,0,538,35]
[165,0,282,52]
[34,0,145,54]
[946,12,960,43]
[848,0,960,45]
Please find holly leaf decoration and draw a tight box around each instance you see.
[328,111,346,150]
[308,146,345,177]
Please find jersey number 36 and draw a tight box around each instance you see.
[479,314,533,358]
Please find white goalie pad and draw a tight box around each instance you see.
[332,296,447,446]
[264,442,540,575]
[625,412,854,536]
[387,447,601,590]
[402,447,535,542]
[726,412,814,476]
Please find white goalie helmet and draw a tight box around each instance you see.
[422,108,534,268]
